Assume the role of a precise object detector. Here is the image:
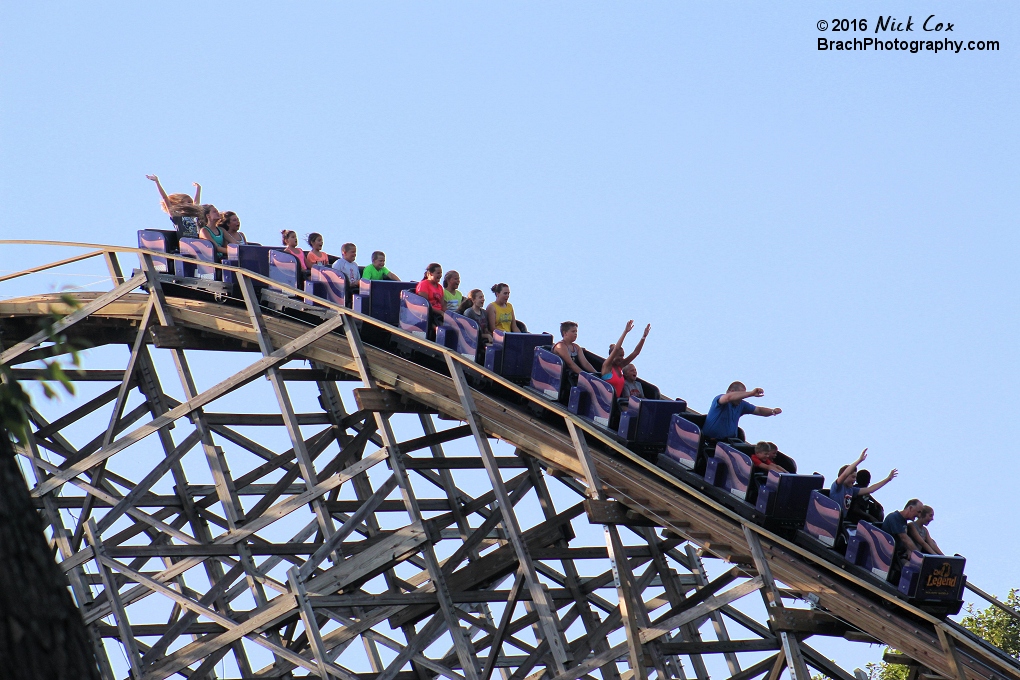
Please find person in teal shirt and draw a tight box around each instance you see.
[362,251,400,281]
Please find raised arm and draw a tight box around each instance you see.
[621,324,650,365]
[752,406,782,417]
[862,468,897,495]
[614,320,635,349]
[601,321,635,375]
[146,174,170,207]
[192,182,202,204]
[719,387,763,404]
[835,449,868,485]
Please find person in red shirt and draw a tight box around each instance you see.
[752,441,789,473]
[415,263,446,329]
[599,320,651,398]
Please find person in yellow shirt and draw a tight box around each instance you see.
[486,283,522,333]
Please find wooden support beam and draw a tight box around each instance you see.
[84,520,144,679]
[10,368,126,381]
[353,388,435,413]
[482,568,526,680]
[32,381,130,440]
[744,527,812,680]
[343,315,482,680]
[550,577,763,680]
[565,420,659,679]
[727,653,782,680]
[289,568,353,680]
[239,274,338,552]
[0,272,145,364]
[0,248,104,283]
[298,474,399,580]
[770,608,855,637]
[148,323,249,352]
[583,499,661,526]
[202,412,335,426]
[30,286,350,497]
[447,355,571,674]
[657,639,781,654]
[525,456,623,680]
[800,642,858,680]
[71,298,156,550]
[403,455,526,469]
[935,626,968,680]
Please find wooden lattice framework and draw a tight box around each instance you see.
[1,241,1018,680]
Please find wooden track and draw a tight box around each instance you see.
[2,241,1019,680]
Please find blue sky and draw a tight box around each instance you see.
[2,1,1018,675]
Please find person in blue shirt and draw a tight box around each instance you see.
[882,499,924,570]
[701,382,782,441]
[829,448,898,513]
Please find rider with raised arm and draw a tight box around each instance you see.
[702,381,781,441]
[830,448,898,513]
[600,320,650,398]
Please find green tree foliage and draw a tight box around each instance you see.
[960,589,1020,659]
[865,590,1020,678]
[0,294,86,443]
[864,656,909,680]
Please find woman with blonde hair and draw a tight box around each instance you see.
[146,174,202,238]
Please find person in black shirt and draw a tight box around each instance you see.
[147,174,203,238]
[847,469,886,524]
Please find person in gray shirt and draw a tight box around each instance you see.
[457,289,492,344]
[331,242,361,293]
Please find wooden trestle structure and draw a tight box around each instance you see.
[1,241,1018,680]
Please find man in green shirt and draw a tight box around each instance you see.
[362,251,400,281]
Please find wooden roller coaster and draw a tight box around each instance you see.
[1,241,1018,680]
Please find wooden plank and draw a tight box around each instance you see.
[658,639,781,654]
[202,412,334,426]
[326,499,452,513]
[33,382,128,440]
[0,272,146,364]
[771,609,855,637]
[149,324,249,352]
[96,622,227,637]
[298,474,399,580]
[583,499,659,526]
[11,368,126,381]
[0,248,103,283]
[402,456,527,469]
[354,388,434,413]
